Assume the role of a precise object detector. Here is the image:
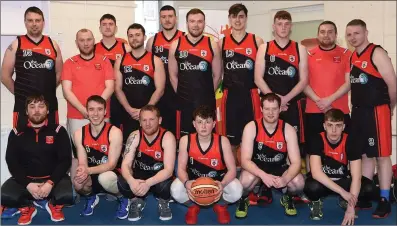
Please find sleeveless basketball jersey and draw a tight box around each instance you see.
[120,51,155,108]
[133,128,167,178]
[222,33,258,90]
[252,119,288,171]
[152,30,184,70]
[187,133,226,181]
[264,40,301,102]
[350,43,390,107]
[176,35,215,107]
[95,40,126,66]
[319,132,349,179]
[14,35,58,112]
[82,122,115,167]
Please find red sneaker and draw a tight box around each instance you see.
[213,204,230,224]
[185,204,200,225]
[45,202,65,222]
[17,207,37,225]
[248,192,258,205]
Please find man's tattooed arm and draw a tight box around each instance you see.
[123,133,137,157]
[7,44,13,51]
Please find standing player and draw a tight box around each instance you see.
[304,109,376,224]
[114,23,165,145]
[146,5,184,135]
[170,105,242,225]
[235,93,305,218]
[1,6,63,130]
[254,10,308,154]
[305,21,352,142]
[95,14,132,129]
[346,19,396,218]
[117,105,176,222]
[70,95,127,218]
[168,8,222,139]
[218,3,264,164]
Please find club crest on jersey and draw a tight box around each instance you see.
[100,145,107,153]
[116,54,122,59]
[155,151,161,159]
[276,142,283,150]
[340,153,344,161]
[211,159,218,167]
[45,49,51,55]
[201,50,207,57]
[143,65,150,71]
[333,56,341,63]
[258,142,263,150]
[94,63,102,70]
[289,55,295,62]
[270,55,276,62]
[361,61,367,69]
[246,48,252,55]
[46,136,54,144]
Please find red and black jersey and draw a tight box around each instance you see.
[120,51,155,108]
[264,40,301,102]
[176,35,215,108]
[94,39,127,66]
[222,33,258,90]
[14,35,58,112]
[252,119,288,171]
[350,43,390,107]
[187,133,226,181]
[307,132,361,179]
[133,128,167,179]
[82,122,116,167]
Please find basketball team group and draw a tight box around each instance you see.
[1,2,396,226]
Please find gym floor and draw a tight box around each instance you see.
[1,192,396,225]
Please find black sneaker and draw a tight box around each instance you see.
[355,200,372,210]
[372,197,391,219]
[257,185,273,206]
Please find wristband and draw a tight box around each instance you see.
[46,180,54,186]
[184,180,189,188]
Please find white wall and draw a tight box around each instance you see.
[1,0,137,184]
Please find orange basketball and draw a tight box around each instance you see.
[191,177,220,206]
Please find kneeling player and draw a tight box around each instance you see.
[71,96,127,218]
[171,105,243,225]
[117,105,176,221]
[304,109,376,225]
[235,93,305,218]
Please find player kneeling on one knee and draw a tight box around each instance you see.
[117,105,176,222]
[71,96,127,219]
[235,93,305,219]
[1,95,74,225]
[303,108,376,225]
[170,105,243,225]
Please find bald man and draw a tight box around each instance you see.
[61,28,115,148]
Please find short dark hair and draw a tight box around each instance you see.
[229,3,248,17]
[318,20,337,34]
[261,93,281,108]
[274,10,291,22]
[324,109,345,122]
[127,23,145,36]
[100,14,116,25]
[346,19,367,29]
[160,5,176,15]
[139,105,161,118]
[193,105,216,121]
[24,6,44,21]
[25,94,49,111]
[186,8,205,21]
[86,95,106,109]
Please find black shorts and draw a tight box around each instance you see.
[349,104,392,158]
[120,112,140,143]
[13,110,58,130]
[219,88,261,146]
[263,164,289,177]
[305,113,351,145]
[176,101,216,139]
[157,85,177,135]
[109,94,123,129]
[279,98,306,144]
